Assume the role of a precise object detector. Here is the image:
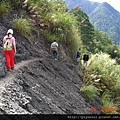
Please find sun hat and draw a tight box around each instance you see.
[7,29,13,34]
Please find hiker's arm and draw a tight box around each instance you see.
[3,37,6,46]
[12,37,16,54]
[14,45,16,54]
[56,43,58,47]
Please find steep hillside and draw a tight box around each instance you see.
[0,57,101,114]
[65,0,120,45]
[0,6,101,115]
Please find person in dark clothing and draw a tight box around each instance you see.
[76,48,81,63]
[83,52,89,67]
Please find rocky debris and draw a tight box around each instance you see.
[0,58,101,114]
[1,83,30,114]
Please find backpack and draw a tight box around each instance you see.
[0,58,7,78]
[4,38,13,51]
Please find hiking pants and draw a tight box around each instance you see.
[53,50,58,59]
[4,49,15,70]
[84,60,88,67]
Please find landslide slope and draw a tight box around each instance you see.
[0,9,101,114]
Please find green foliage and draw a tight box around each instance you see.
[10,0,23,9]
[102,91,117,114]
[89,53,114,75]
[32,0,82,56]
[44,30,57,41]
[66,0,120,47]
[80,85,100,101]
[70,7,96,53]
[84,1,120,46]
[0,0,24,11]
[93,30,120,64]
[116,57,120,64]
[83,53,120,113]
[13,18,31,37]
[0,1,11,18]
[94,30,114,52]
[27,0,120,61]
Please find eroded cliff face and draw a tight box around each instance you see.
[0,10,101,115]
[0,57,101,114]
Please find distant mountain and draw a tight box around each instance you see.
[65,0,120,45]
[66,0,99,14]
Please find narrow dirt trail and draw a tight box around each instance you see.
[0,58,40,108]
[1,58,40,81]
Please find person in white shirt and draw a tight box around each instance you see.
[50,40,58,60]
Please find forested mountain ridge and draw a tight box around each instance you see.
[66,0,99,14]
[89,2,120,45]
[65,0,120,45]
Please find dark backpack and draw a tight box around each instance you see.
[0,58,7,78]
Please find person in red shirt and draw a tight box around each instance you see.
[3,29,16,71]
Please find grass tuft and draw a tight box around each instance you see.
[80,84,100,101]
[13,18,31,37]
[0,1,11,18]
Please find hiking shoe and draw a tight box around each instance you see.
[11,67,14,70]
[7,69,11,71]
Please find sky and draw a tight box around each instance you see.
[89,0,120,12]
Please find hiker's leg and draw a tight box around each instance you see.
[55,49,58,59]
[77,58,80,65]
[4,51,11,70]
[55,51,58,59]
[86,61,88,67]
[53,51,56,59]
[84,60,87,67]
[9,49,14,68]
[53,51,55,59]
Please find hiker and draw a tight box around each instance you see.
[3,29,16,71]
[83,52,89,67]
[50,40,58,60]
[76,48,81,63]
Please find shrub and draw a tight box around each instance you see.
[101,91,117,114]
[13,18,31,37]
[0,1,11,18]
[80,85,100,101]
[82,53,120,113]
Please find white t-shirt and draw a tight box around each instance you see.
[51,42,58,48]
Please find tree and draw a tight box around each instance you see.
[70,7,96,53]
